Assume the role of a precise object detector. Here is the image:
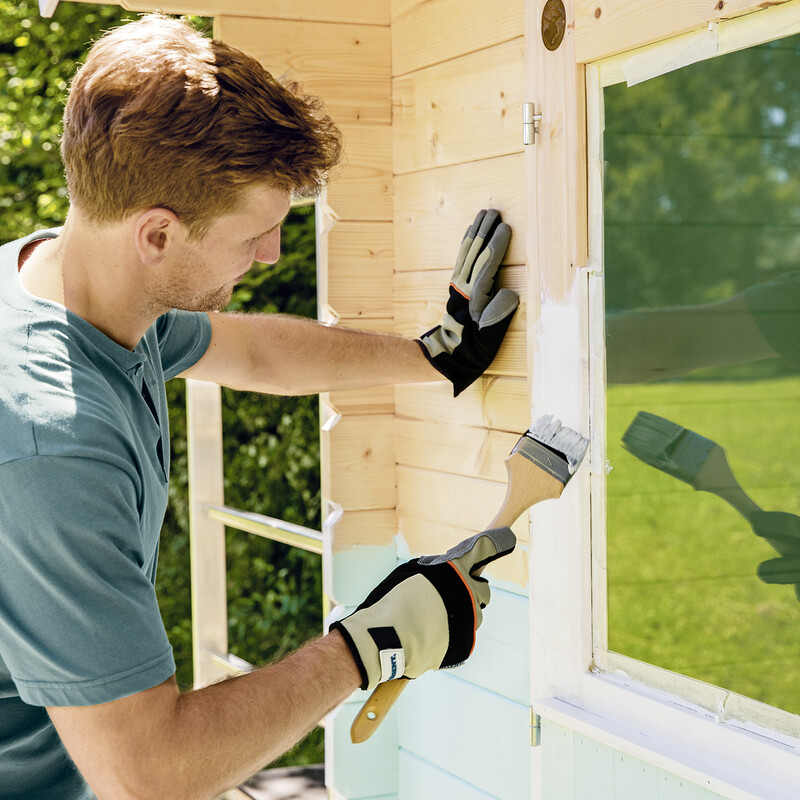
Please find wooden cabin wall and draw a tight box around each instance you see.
[212,9,402,798]
[389,1,532,798]
[212,6,397,597]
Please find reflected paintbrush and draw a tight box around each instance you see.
[621,411,800,598]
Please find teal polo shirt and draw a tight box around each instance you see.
[0,229,212,798]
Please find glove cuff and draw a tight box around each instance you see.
[330,621,369,691]
[331,620,406,692]
[415,336,475,397]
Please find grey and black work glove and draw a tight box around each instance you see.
[331,528,516,692]
[418,209,519,396]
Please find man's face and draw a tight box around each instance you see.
[156,183,292,313]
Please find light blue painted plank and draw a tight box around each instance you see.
[330,545,400,608]
[541,720,575,800]
[327,700,398,799]
[398,673,530,800]
[613,751,659,798]
[447,587,529,704]
[398,750,500,800]
[657,771,713,800]
[573,734,615,800]
[539,722,732,800]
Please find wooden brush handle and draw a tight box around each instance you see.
[349,446,570,743]
[696,445,762,521]
[350,676,410,743]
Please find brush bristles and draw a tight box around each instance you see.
[526,415,589,475]
[622,411,714,485]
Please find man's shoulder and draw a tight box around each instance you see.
[0,227,61,273]
[0,327,137,469]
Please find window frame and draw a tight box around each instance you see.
[531,4,800,796]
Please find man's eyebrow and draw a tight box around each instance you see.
[255,208,291,238]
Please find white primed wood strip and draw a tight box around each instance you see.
[596,0,800,88]
[186,379,230,689]
[586,63,609,660]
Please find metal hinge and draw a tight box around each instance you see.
[523,103,543,146]
[530,709,542,747]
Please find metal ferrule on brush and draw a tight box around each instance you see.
[512,435,572,485]
[515,415,589,485]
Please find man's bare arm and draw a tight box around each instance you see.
[606,293,777,384]
[180,311,440,395]
[48,631,360,800]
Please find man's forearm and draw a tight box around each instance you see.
[183,312,441,395]
[50,631,361,800]
[162,631,360,799]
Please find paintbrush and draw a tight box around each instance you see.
[621,411,800,597]
[349,415,589,744]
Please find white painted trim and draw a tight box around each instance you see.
[594,650,800,742]
[38,0,59,18]
[596,0,800,88]
[535,680,800,800]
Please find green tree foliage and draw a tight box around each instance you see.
[604,34,800,312]
[2,1,323,766]
[160,207,323,693]
[0,1,138,239]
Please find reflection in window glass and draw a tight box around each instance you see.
[604,34,800,713]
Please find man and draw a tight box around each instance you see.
[0,14,518,800]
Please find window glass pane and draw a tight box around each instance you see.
[604,34,800,713]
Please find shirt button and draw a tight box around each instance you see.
[134,365,143,376]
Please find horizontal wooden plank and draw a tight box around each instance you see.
[395,419,521,483]
[398,751,497,800]
[327,509,397,551]
[396,465,529,542]
[449,587,530,702]
[391,0,524,76]
[393,38,524,173]
[395,377,530,432]
[328,124,392,222]
[328,699,398,799]
[327,385,394,417]
[574,0,792,63]
[398,673,532,798]
[393,154,526,270]
[215,17,391,125]
[398,514,528,588]
[327,536,399,608]
[91,0,390,23]
[393,265,527,334]
[327,222,393,320]
[324,414,395,510]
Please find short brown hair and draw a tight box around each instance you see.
[61,14,341,236]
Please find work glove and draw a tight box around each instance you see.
[331,527,516,691]
[418,209,519,396]
[751,511,800,602]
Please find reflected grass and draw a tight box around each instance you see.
[606,376,800,713]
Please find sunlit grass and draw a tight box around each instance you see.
[606,375,800,713]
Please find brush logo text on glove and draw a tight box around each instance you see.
[418,209,519,396]
[331,528,516,692]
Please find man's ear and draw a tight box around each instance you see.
[133,208,183,267]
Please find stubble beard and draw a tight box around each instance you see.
[153,247,238,314]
